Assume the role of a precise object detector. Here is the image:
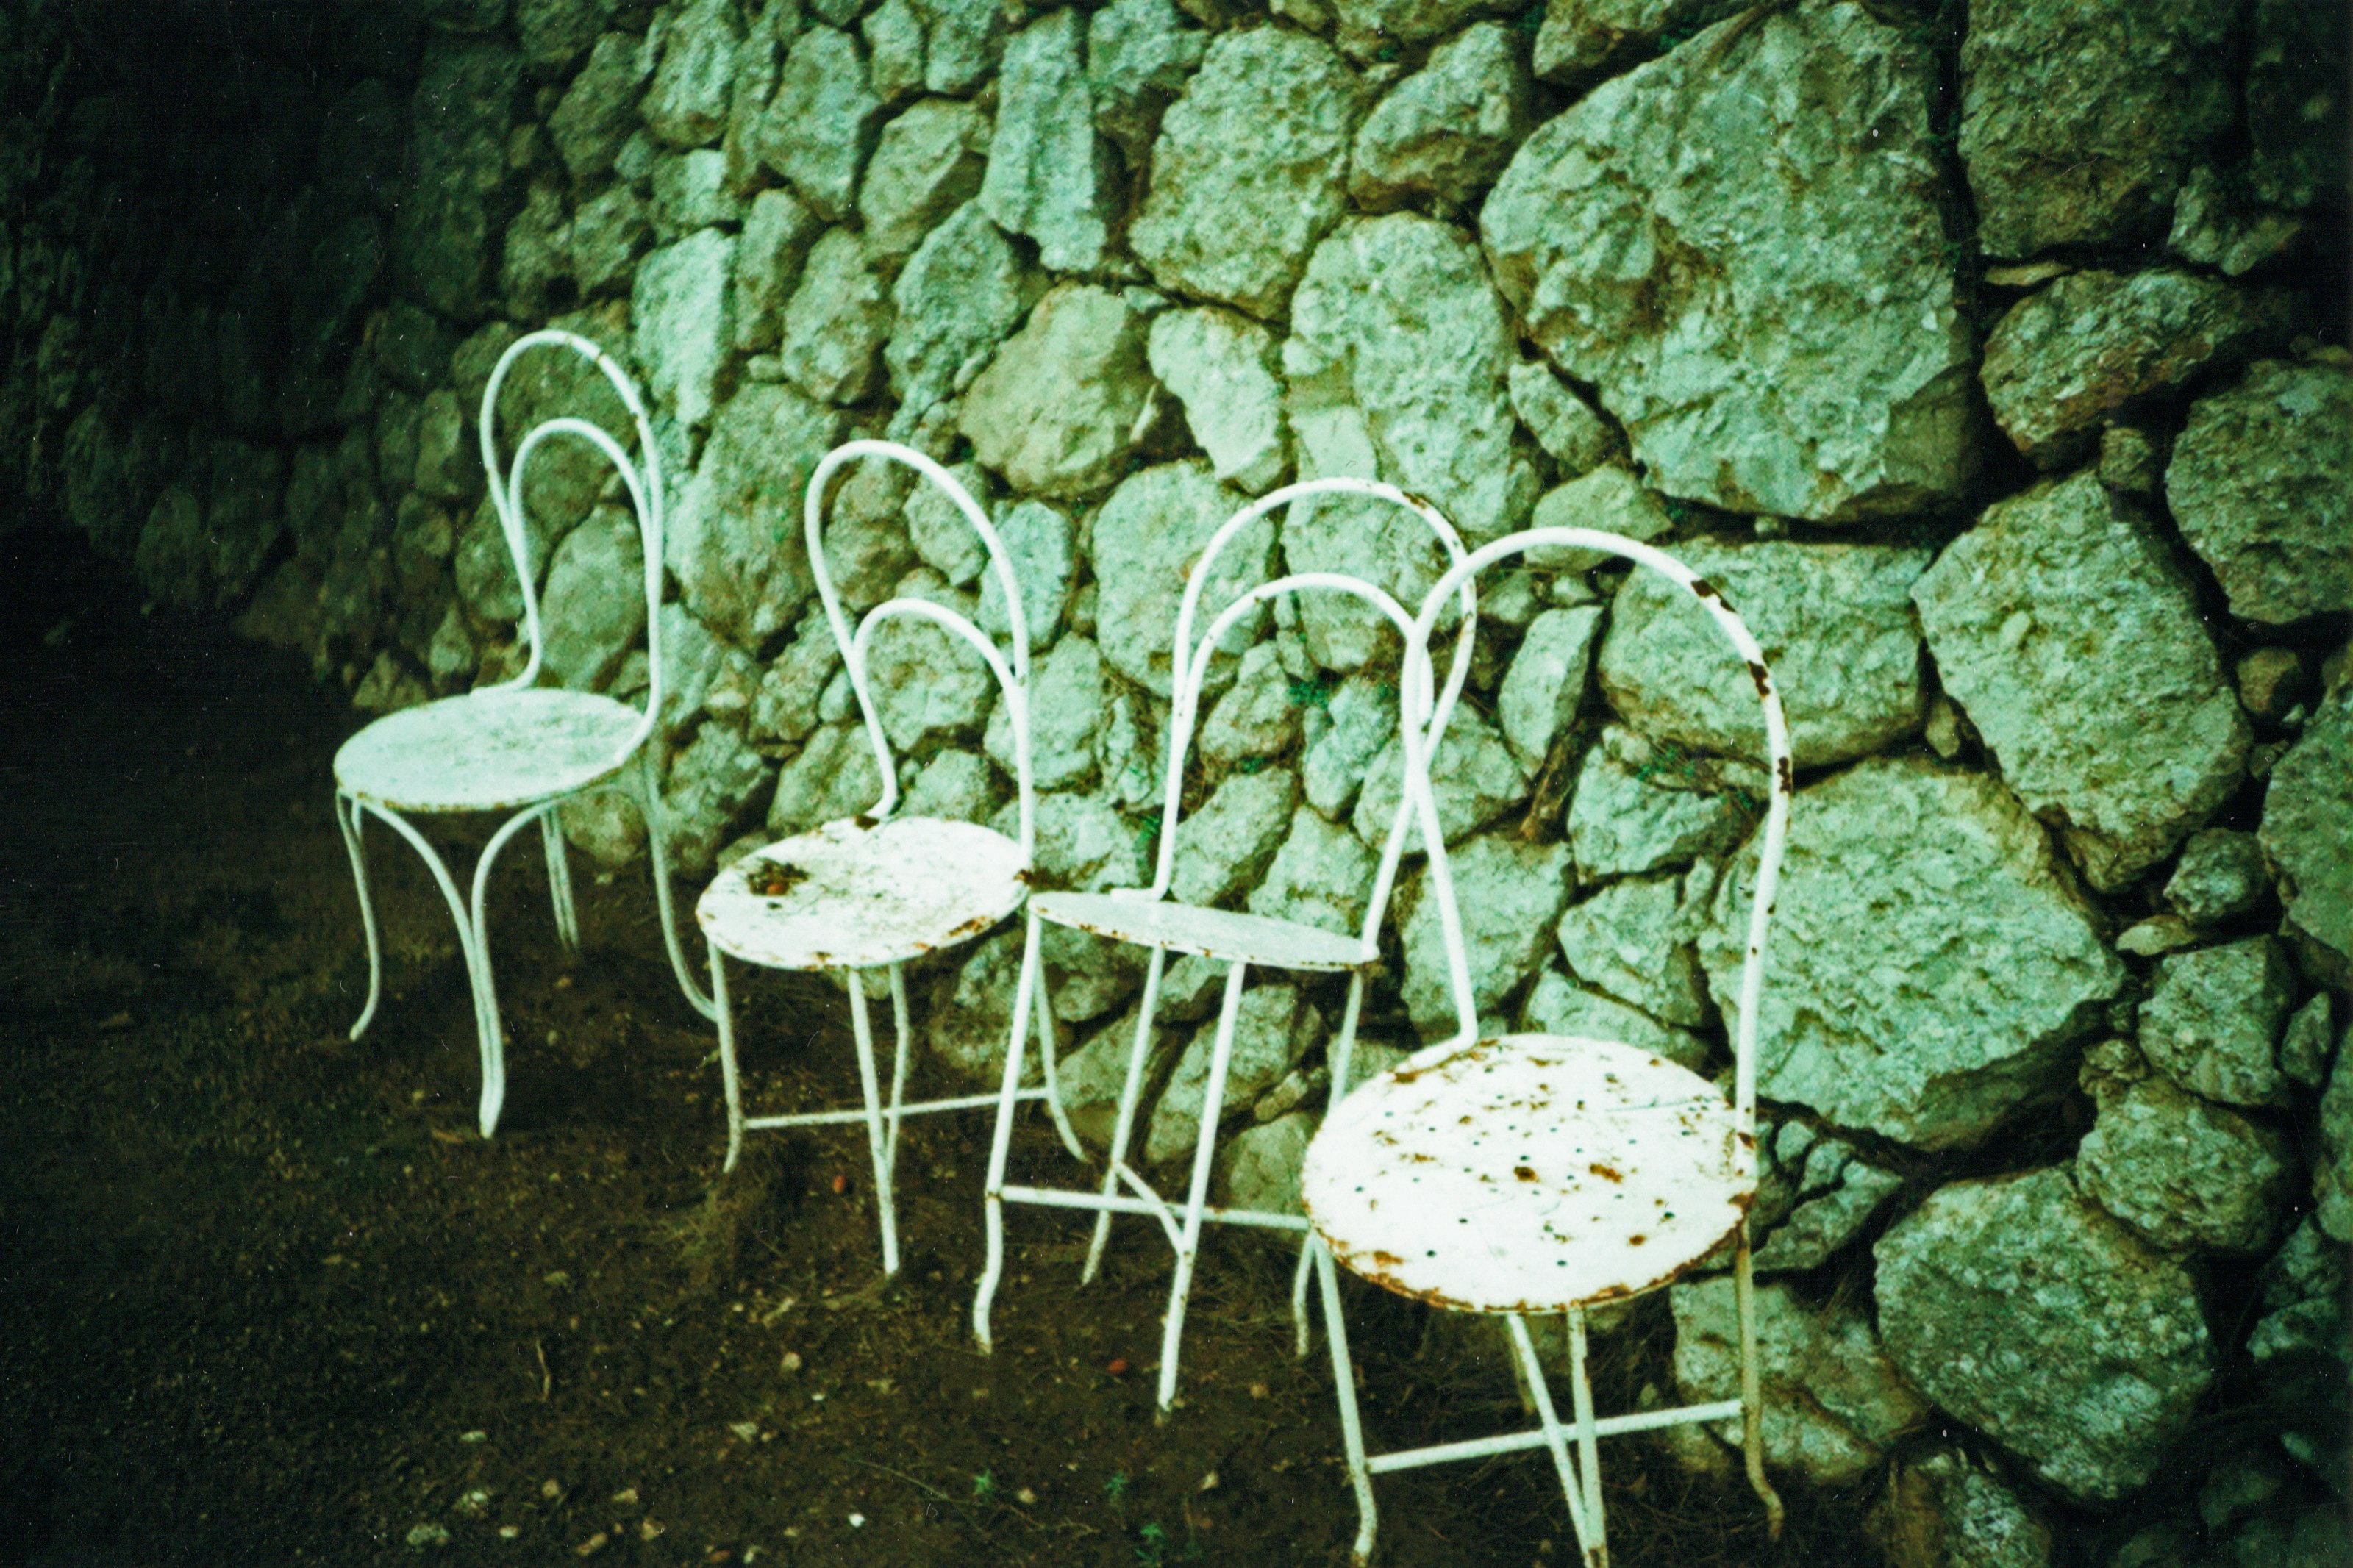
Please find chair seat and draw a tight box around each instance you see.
[1302,1034,1752,1315]
[698,815,1027,972]
[335,687,641,813]
[1030,891,1374,971]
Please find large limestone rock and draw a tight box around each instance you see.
[1556,872,1707,1026]
[1145,984,1314,1164]
[1329,0,1488,60]
[631,229,735,429]
[538,506,645,692]
[1874,1166,2215,1503]
[1671,1278,1929,1487]
[1399,832,1571,1034]
[2318,1040,2353,1243]
[1348,22,1530,210]
[1085,0,1206,162]
[985,634,1102,791]
[662,720,773,877]
[1146,308,1287,494]
[643,0,741,147]
[733,187,822,351]
[1090,461,1265,697]
[776,228,892,405]
[1285,213,1539,552]
[1482,4,1976,523]
[1912,473,2249,892]
[1598,538,1931,770]
[1979,270,2299,468]
[754,26,885,221]
[960,284,1155,498]
[2077,1073,2294,1256]
[395,40,521,321]
[1700,759,2122,1150]
[1496,606,1601,770]
[2246,0,2350,212]
[1866,1448,2055,1568]
[1957,0,2235,258]
[2262,685,2353,976]
[1127,29,1371,320]
[1249,806,1377,939]
[978,7,1113,273]
[1565,726,1754,881]
[2165,358,2353,628]
[885,202,1043,425]
[550,32,651,181]
[1170,767,1299,909]
[1529,0,1741,82]
[665,383,846,651]
[1519,969,1706,1070]
[858,98,990,258]
[1351,706,1529,848]
[2139,938,2296,1109]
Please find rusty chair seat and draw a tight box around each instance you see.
[1302,1035,1749,1316]
[696,816,1028,973]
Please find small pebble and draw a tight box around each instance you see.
[609,1489,638,1507]
[1105,1358,1130,1376]
[458,1430,486,1444]
[639,1519,666,1542]
[498,1525,521,1539]
[830,1174,849,1195]
[848,1513,866,1528]
[541,1480,564,1500]
[779,1350,804,1374]
[405,1523,451,1550]
[1015,1487,1038,1506]
[455,1489,493,1519]
[574,1531,607,1557]
[729,1421,761,1441]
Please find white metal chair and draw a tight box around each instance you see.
[971,477,1478,1418]
[1297,526,1794,1566]
[333,329,715,1137]
[696,439,1079,1278]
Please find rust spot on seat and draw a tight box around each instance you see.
[1746,660,1771,697]
[1588,1162,1624,1184]
[743,860,807,897]
[1628,1234,1646,1246]
[852,813,879,830]
[1514,1165,1538,1181]
[1690,577,1720,602]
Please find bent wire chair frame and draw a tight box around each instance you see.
[1302,524,1794,1567]
[701,438,1077,1280]
[334,329,715,1139]
[972,475,1479,1420]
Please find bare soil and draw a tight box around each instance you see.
[0,616,1874,1567]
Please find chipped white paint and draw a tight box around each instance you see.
[332,332,713,1142]
[699,817,1028,972]
[1302,524,1796,1567]
[1030,891,1373,970]
[1302,1035,1746,1314]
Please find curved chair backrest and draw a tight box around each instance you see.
[1405,527,1794,1160]
[477,329,668,756]
[1140,477,1482,908]
[804,440,1038,859]
[1181,570,1479,1042]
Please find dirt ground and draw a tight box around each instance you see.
[0,610,1876,1567]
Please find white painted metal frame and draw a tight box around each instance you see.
[699,440,1076,1279]
[972,477,1479,1420]
[334,329,714,1138]
[1302,526,1795,1566]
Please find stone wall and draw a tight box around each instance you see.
[9,0,2349,1558]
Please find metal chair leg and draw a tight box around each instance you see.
[1296,971,1370,1356]
[364,803,506,1136]
[1509,1314,1602,1568]
[883,962,914,1179]
[638,750,718,1023]
[336,790,384,1042]
[1567,1307,1607,1566]
[974,907,1046,1353]
[1084,945,1168,1284]
[1735,1221,1785,1538]
[1314,1239,1379,1565]
[711,942,744,1173]
[1156,959,1248,1420]
[541,814,580,956]
[846,968,901,1276]
[465,804,558,1137]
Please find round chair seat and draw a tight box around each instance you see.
[698,815,1027,972]
[1302,1034,1752,1315]
[335,687,642,813]
[1030,891,1373,971]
